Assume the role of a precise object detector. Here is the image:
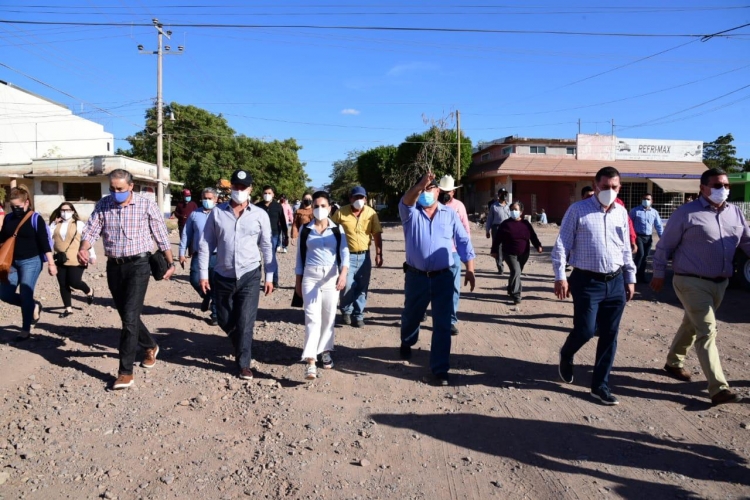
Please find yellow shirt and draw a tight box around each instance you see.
[331,204,382,253]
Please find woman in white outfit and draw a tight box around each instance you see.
[295,191,349,380]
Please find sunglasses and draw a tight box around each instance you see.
[710,183,731,190]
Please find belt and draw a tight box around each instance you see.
[351,250,369,255]
[406,264,450,278]
[636,233,652,237]
[675,273,727,284]
[576,267,623,282]
[109,252,150,265]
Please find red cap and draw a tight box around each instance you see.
[182,189,191,196]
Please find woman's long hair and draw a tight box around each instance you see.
[49,202,80,225]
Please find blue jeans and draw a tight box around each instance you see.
[561,269,626,393]
[340,252,372,320]
[450,252,461,325]
[189,252,217,319]
[400,268,454,375]
[213,266,261,370]
[265,234,280,284]
[0,256,43,332]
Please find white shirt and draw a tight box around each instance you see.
[50,219,97,260]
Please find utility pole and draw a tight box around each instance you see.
[456,109,461,182]
[578,118,581,135]
[611,118,615,136]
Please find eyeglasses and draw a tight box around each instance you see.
[710,183,731,189]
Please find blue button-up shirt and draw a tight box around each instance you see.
[198,202,276,281]
[629,205,664,237]
[179,209,213,257]
[551,195,636,283]
[486,201,510,231]
[399,199,476,272]
[294,220,350,275]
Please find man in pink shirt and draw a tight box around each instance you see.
[279,195,294,253]
[438,175,471,335]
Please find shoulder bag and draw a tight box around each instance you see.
[0,211,34,283]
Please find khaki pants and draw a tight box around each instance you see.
[666,275,729,397]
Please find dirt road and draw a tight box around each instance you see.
[1,224,749,499]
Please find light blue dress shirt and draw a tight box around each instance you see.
[294,220,350,275]
[179,209,213,257]
[399,199,476,272]
[629,205,664,237]
[486,201,511,231]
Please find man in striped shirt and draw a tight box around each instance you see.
[551,166,636,406]
[79,169,176,390]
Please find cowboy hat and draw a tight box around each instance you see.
[437,175,462,192]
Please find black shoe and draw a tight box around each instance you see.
[341,314,352,326]
[590,387,619,406]
[86,291,95,306]
[399,343,412,360]
[423,373,450,386]
[558,350,574,384]
[450,324,459,336]
[200,296,211,312]
[273,282,279,288]
[59,310,73,319]
[353,318,364,328]
[207,317,218,327]
[512,298,521,305]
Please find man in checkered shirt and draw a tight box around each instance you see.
[551,166,636,406]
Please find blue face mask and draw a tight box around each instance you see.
[110,190,130,203]
[185,196,192,202]
[510,210,521,219]
[202,199,215,210]
[642,199,651,208]
[418,191,435,208]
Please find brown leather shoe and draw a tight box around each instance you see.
[112,374,134,390]
[239,367,254,380]
[142,345,159,369]
[664,364,692,382]
[711,389,742,406]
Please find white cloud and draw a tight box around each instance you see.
[341,108,360,115]
[386,62,439,77]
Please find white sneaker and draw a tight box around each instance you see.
[305,364,317,380]
[281,248,288,253]
[321,352,334,369]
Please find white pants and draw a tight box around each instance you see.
[301,265,338,360]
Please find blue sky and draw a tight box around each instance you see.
[1,1,749,188]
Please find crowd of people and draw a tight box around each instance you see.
[1,166,748,407]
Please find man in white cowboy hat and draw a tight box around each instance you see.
[438,175,471,335]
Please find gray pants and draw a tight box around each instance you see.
[504,251,529,302]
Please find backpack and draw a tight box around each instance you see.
[300,224,342,270]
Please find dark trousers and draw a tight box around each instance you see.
[400,268,454,375]
[504,251,529,301]
[213,266,261,370]
[106,257,157,376]
[189,252,217,319]
[56,265,91,308]
[491,225,504,271]
[633,234,653,282]
[561,269,626,393]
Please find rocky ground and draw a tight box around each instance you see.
[1,223,749,500]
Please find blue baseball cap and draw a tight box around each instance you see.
[350,186,367,197]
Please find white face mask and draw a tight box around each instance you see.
[597,188,618,208]
[263,194,273,202]
[352,199,365,210]
[231,189,249,204]
[708,187,729,205]
[61,211,73,221]
[313,207,329,221]
[509,210,521,219]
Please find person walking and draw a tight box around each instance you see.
[629,193,663,283]
[0,186,56,340]
[491,201,542,305]
[49,202,96,318]
[437,175,470,335]
[552,166,636,406]
[331,186,383,328]
[179,187,219,326]
[399,173,476,386]
[173,189,198,238]
[651,168,750,406]
[291,193,314,241]
[78,169,175,389]
[255,186,288,288]
[486,188,510,274]
[296,191,350,380]
[199,169,276,381]
[280,195,294,253]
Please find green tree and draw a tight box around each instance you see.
[327,150,361,204]
[357,145,398,196]
[703,134,742,172]
[743,158,750,172]
[117,103,310,199]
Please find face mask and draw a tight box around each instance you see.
[185,197,192,202]
[202,200,215,210]
[510,210,521,219]
[12,205,26,217]
[418,191,435,208]
[438,192,452,204]
[642,199,652,208]
[313,207,329,221]
[708,187,729,205]
[263,194,273,202]
[596,189,617,207]
[231,189,249,204]
[111,190,130,203]
[61,211,73,221]
[302,199,312,207]
[352,199,366,210]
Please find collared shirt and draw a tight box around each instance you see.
[551,195,636,283]
[630,205,664,237]
[486,201,510,230]
[331,204,383,253]
[652,196,750,279]
[179,209,213,257]
[399,199,476,272]
[294,220,351,275]
[444,197,470,253]
[82,193,170,258]
[198,201,276,281]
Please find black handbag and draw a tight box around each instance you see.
[53,223,77,266]
[149,250,170,280]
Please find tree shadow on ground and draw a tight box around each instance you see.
[370,412,748,499]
